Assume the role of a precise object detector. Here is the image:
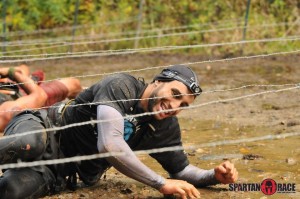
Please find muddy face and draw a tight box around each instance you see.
[147,80,195,120]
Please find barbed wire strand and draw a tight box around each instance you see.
[1,18,243,40]
[1,20,293,48]
[1,49,299,88]
[0,82,298,114]
[0,84,298,141]
[1,37,299,63]
[1,20,243,46]
[1,26,244,49]
[0,131,298,170]
[2,24,299,55]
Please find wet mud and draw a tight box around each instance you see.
[1,53,299,198]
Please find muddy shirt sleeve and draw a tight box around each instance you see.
[96,105,165,190]
[170,164,219,187]
[143,118,218,186]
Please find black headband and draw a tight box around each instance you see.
[161,69,202,96]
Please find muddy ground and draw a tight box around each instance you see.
[2,52,300,198]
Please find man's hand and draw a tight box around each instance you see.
[159,179,200,199]
[0,67,21,81]
[214,161,238,184]
[0,67,9,78]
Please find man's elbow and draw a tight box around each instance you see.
[0,112,11,132]
[33,88,48,108]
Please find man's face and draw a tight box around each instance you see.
[148,80,195,120]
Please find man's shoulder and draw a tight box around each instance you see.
[89,73,141,90]
[109,73,145,92]
[98,73,141,86]
[108,73,137,80]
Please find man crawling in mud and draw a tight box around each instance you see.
[0,65,238,199]
[0,65,82,132]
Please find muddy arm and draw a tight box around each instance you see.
[0,67,47,131]
[170,164,219,187]
[96,105,165,190]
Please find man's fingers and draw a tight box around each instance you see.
[223,161,233,170]
[214,161,239,184]
[231,167,238,182]
[224,167,238,183]
[176,187,187,199]
[226,164,236,176]
[220,161,234,175]
[181,183,200,199]
[184,188,195,199]
[160,179,201,199]
[190,187,201,198]
[216,164,227,174]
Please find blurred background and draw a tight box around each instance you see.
[0,0,299,57]
[0,1,299,198]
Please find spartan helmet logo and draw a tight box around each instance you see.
[265,180,273,193]
[261,179,277,195]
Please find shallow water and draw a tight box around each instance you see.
[141,119,300,198]
[24,53,300,198]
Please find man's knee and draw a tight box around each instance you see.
[0,174,21,199]
[19,130,47,159]
[1,111,47,162]
[0,169,50,199]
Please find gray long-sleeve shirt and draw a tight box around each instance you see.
[97,105,219,189]
[62,73,219,189]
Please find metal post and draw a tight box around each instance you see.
[134,0,144,49]
[241,0,251,54]
[242,0,251,41]
[2,0,7,54]
[70,0,80,52]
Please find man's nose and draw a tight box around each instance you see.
[170,100,182,109]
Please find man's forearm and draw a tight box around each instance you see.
[170,164,219,187]
[97,105,165,190]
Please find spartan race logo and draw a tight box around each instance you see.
[229,178,296,195]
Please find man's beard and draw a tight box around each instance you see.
[147,83,165,115]
[147,92,158,112]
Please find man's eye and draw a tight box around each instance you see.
[172,91,181,99]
